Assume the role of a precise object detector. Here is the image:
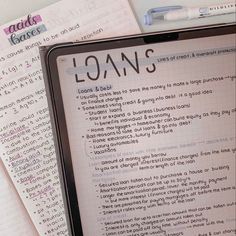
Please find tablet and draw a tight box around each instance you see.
[40,25,236,236]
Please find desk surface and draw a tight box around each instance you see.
[130,0,236,32]
[1,0,235,32]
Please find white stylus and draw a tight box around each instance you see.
[164,2,236,21]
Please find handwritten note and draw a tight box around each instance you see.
[0,161,39,236]
[0,0,140,235]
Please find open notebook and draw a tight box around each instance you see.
[0,1,140,235]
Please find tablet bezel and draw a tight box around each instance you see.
[42,24,236,236]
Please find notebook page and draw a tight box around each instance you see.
[0,0,140,235]
[0,161,39,236]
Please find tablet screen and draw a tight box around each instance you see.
[55,32,236,235]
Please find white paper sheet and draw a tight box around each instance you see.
[0,0,140,235]
[0,161,39,236]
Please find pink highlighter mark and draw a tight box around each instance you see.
[3,15,42,35]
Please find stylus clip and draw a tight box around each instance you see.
[144,6,183,25]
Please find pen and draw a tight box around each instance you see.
[164,3,236,21]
